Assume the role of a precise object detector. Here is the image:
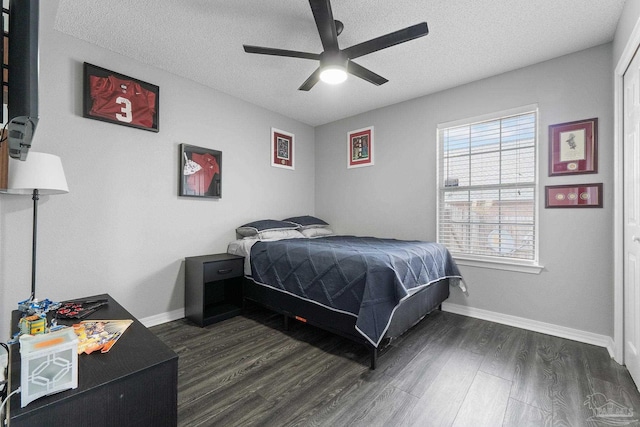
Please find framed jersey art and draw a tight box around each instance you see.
[83,62,159,132]
[179,144,222,198]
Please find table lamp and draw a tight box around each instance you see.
[1,152,69,301]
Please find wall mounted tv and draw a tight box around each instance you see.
[5,0,39,161]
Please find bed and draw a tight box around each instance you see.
[227,217,465,369]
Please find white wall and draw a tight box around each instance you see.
[0,0,315,340]
[315,44,614,338]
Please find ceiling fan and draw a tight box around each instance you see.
[243,0,429,91]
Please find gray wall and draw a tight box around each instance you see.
[315,44,614,337]
[614,0,640,65]
[0,1,621,342]
[0,0,315,340]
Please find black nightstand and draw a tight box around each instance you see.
[185,253,244,327]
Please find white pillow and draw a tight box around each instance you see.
[301,228,334,238]
[258,229,305,240]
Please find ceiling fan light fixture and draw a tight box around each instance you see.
[243,0,429,91]
[320,65,348,84]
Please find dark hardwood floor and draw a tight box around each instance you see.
[150,306,640,427]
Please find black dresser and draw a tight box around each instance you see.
[7,294,178,427]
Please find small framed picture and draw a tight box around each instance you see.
[271,128,294,170]
[549,118,597,176]
[348,126,374,169]
[179,144,222,198]
[545,183,602,208]
[83,62,159,132]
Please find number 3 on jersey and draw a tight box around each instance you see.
[115,96,132,123]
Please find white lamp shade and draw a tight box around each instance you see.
[4,152,69,195]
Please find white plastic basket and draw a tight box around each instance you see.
[19,328,78,407]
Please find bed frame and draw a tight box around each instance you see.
[242,277,450,369]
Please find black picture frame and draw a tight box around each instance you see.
[82,62,159,132]
[179,144,222,198]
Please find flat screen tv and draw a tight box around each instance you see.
[6,0,39,161]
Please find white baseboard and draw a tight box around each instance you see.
[139,303,617,359]
[441,302,616,359]
[139,308,185,328]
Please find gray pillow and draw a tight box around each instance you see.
[236,219,299,237]
[283,215,329,230]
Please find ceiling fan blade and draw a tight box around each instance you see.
[244,45,320,60]
[309,0,339,52]
[347,61,388,86]
[343,22,429,60]
[298,68,322,91]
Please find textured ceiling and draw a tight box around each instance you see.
[54,0,625,126]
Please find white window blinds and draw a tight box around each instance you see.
[438,109,537,262]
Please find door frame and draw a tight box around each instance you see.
[614,17,640,364]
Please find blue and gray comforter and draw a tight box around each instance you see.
[249,236,464,346]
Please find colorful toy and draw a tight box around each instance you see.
[9,298,63,344]
[17,298,60,316]
[19,315,46,335]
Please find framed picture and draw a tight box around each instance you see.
[179,144,222,198]
[83,62,159,132]
[271,128,294,170]
[549,118,597,176]
[545,183,602,208]
[348,126,374,168]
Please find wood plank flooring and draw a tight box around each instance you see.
[150,307,640,427]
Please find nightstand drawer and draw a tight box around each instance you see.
[203,258,244,283]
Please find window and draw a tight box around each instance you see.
[437,106,539,270]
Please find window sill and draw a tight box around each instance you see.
[453,256,544,274]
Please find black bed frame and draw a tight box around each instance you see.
[242,277,450,369]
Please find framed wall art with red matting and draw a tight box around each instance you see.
[271,128,294,170]
[545,183,602,208]
[549,118,597,176]
[347,126,374,169]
